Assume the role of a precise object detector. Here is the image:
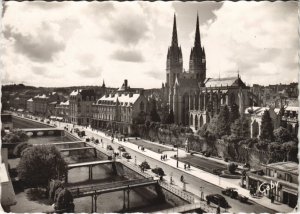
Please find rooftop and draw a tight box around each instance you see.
[266,162,298,175]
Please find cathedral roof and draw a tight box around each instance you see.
[176,78,199,88]
[205,76,246,88]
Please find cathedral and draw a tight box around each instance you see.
[162,14,250,130]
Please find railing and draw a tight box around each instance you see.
[69,178,155,197]
[159,181,194,204]
[158,202,217,213]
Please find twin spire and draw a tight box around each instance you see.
[171,14,178,47]
[171,13,201,47]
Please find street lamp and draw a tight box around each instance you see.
[174,144,179,168]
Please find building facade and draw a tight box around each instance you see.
[69,89,96,126]
[163,14,250,130]
[246,162,298,208]
[55,100,70,122]
[91,82,148,135]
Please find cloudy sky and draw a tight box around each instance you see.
[1,1,298,88]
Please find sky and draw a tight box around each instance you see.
[1,1,298,89]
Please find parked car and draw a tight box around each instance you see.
[237,195,249,203]
[122,152,131,159]
[206,194,229,208]
[221,187,238,198]
[118,146,126,152]
[107,145,113,150]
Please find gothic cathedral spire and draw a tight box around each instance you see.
[172,14,178,47]
[189,13,206,85]
[194,13,201,47]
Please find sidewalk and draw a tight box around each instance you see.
[21,116,293,213]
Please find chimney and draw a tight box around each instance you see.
[124,79,128,89]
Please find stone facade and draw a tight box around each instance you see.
[91,81,148,135]
[69,89,96,126]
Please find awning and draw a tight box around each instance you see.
[50,116,56,119]
[17,109,24,112]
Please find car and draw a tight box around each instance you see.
[221,187,238,198]
[206,194,229,208]
[118,146,126,152]
[122,152,131,159]
[237,195,249,203]
[107,145,113,150]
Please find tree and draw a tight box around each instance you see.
[150,99,161,122]
[166,109,174,124]
[133,111,146,125]
[229,103,240,123]
[17,145,67,188]
[2,130,29,144]
[207,105,230,138]
[260,110,274,141]
[281,141,298,162]
[273,127,291,143]
[227,163,238,174]
[54,188,74,212]
[13,142,32,157]
[140,161,150,170]
[230,116,250,139]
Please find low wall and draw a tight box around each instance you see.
[12,116,52,129]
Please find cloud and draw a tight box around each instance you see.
[202,1,298,85]
[76,66,102,78]
[100,4,150,46]
[146,69,164,80]
[4,22,65,62]
[111,49,144,62]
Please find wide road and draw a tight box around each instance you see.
[71,126,275,214]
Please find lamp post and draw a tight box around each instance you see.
[176,144,179,168]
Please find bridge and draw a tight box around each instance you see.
[68,178,158,212]
[66,160,116,183]
[19,128,64,137]
[60,146,95,153]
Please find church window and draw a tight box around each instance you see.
[140,101,145,111]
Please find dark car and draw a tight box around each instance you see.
[237,195,249,203]
[107,145,113,150]
[221,187,238,198]
[118,146,126,152]
[206,194,229,208]
[122,152,131,159]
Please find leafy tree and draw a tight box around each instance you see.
[207,105,230,138]
[255,140,270,151]
[54,188,74,212]
[2,130,29,144]
[230,116,250,139]
[17,145,67,188]
[152,167,165,176]
[229,103,240,123]
[268,142,281,152]
[140,161,150,170]
[227,163,238,174]
[150,99,161,122]
[273,127,291,143]
[260,110,274,141]
[13,142,32,157]
[166,109,174,124]
[281,141,298,162]
[133,111,146,125]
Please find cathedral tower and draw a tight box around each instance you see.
[166,15,183,109]
[189,14,206,85]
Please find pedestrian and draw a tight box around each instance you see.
[166,154,167,159]
[160,155,162,160]
[188,163,191,169]
[216,206,220,214]
[184,164,186,170]
[180,175,184,182]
